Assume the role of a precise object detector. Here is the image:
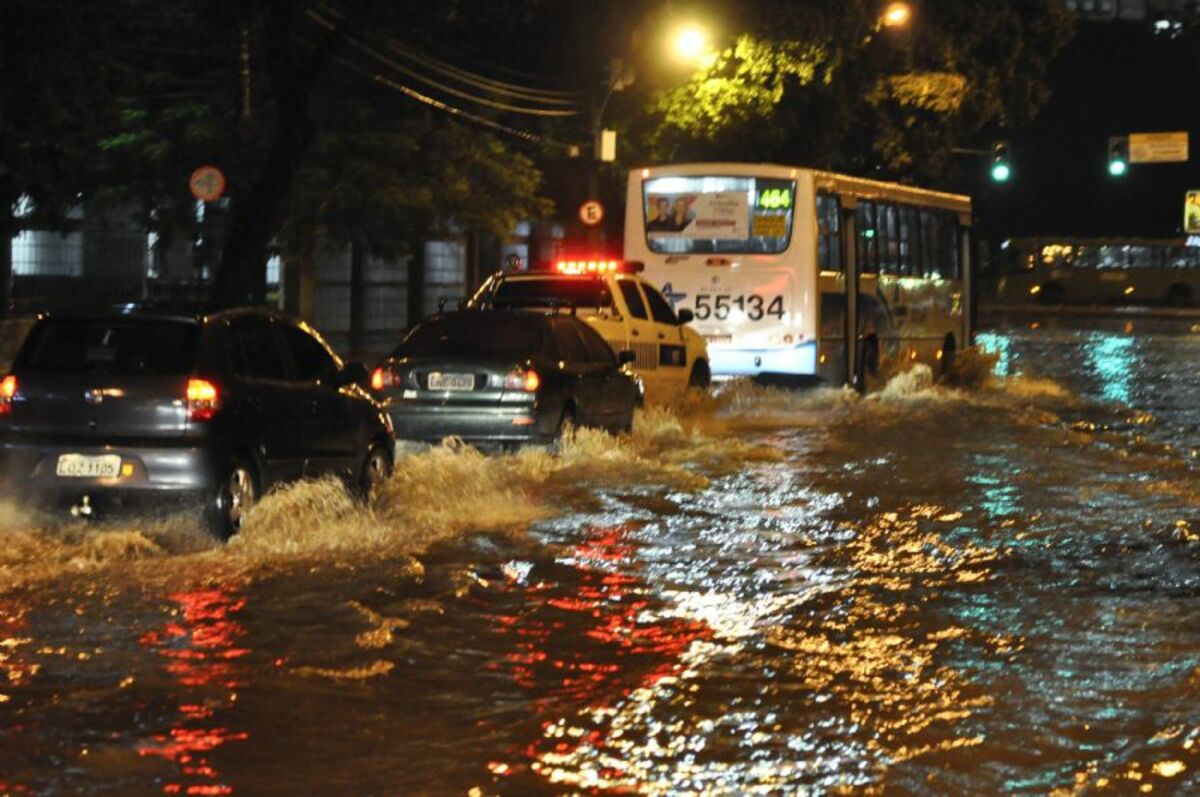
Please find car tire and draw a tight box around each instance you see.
[209,456,257,540]
[688,359,711,389]
[357,442,393,502]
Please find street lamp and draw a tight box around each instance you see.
[881,2,913,28]
[671,24,710,64]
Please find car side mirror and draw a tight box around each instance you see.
[338,362,369,387]
[618,350,637,365]
[676,309,695,325]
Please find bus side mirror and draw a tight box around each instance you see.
[676,309,695,325]
[618,350,637,365]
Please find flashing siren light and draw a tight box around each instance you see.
[990,140,1012,182]
[185,378,221,422]
[1108,135,1129,177]
[554,259,644,275]
[0,374,16,416]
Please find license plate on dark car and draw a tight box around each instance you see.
[56,454,122,478]
[427,372,474,391]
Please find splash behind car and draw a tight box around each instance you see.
[370,310,639,448]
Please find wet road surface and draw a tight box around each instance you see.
[2,316,1200,795]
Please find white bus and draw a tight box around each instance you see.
[624,163,973,387]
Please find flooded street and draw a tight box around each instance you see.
[3,317,1200,795]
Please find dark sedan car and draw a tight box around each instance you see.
[370,310,640,447]
[0,305,394,537]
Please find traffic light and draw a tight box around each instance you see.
[990,140,1012,182]
[1108,135,1129,177]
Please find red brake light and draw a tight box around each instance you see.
[186,378,220,422]
[370,366,401,391]
[0,375,16,417]
[504,369,540,392]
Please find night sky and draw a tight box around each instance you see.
[977,17,1200,240]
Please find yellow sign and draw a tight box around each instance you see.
[1130,132,1188,163]
[753,213,787,238]
[1186,190,1200,235]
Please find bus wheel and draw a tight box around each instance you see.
[939,335,957,380]
[688,359,711,389]
[1038,282,1065,305]
[1166,283,1192,307]
[856,336,880,393]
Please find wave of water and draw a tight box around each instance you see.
[0,352,1132,598]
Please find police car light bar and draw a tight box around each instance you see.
[554,259,644,275]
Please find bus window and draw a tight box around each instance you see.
[857,202,879,274]
[817,193,842,271]
[943,212,960,279]
[880,203,899,276]
[921,210,941,278]
[898,206,915,276]
[642,175,795,255]
[1129,246,1159,269]
[1098,246,1124,269]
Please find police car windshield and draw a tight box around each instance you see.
[492,278,613,310]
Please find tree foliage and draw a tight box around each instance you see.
[642,0,1074,184]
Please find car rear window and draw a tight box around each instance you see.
[17,318,200,375]
[492,278,613,309]
[395,315,544,359]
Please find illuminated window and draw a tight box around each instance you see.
[11,229,84,277]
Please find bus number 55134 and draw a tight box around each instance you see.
[693,294,784,321]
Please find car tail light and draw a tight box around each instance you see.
[186,378,221,422]
[370,366,402,391]
[504,368,540,392]
[0,375,16,417]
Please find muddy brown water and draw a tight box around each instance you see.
[2,317,1199,795]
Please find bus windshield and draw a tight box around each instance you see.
[642,175,794,255]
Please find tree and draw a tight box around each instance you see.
[634,0,1074,186]
[0,0,125,314]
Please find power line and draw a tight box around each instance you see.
[306,10,582,118]
[334,55,574,151]
[385,39,580,105]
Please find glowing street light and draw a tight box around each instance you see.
[881,2,913,28]
[672,24,710,63]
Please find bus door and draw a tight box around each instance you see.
[817,192,850,385]
[851,201,890,389]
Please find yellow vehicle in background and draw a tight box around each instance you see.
[469,260,710,404]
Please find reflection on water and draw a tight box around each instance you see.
[3,319,1200,793]
[137,583,249,796]
[1087,332,1137,404]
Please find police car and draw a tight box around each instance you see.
[469,259,710,403]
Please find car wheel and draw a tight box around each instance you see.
[688,359,711,389]
[209,457,257,540]
[358,442,393,502]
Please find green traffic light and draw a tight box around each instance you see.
[991,163,1011,182]
[1108,159,1128,177]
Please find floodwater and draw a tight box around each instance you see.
[3,316,1200,796]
